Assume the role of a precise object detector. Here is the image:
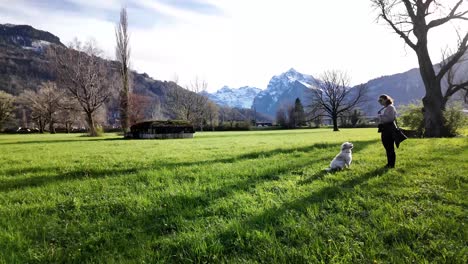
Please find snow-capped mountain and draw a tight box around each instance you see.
[252,68,318,118]
[0,24,64,48]
[206,86,261,109]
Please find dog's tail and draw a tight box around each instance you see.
[325,167,332,172]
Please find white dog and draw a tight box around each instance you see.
[326,142,353,171]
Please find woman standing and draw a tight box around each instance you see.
[378,94,397,168]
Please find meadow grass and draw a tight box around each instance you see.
[0,128,466,263]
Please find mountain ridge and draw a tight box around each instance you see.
[2,23,466,124]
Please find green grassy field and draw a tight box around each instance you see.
[0,128,467,263]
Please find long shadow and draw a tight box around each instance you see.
[196,129,329,139]
[10,152,328,263]
[151,139,379,170]
[0,142,331,191]
[154,142,338,169]
[297,169,331,185]
[1,141,333,177]
[213,166,390,258]
[118,139,381,240]
[0,167,139,192]
[0,139,379,192]
[2,167,54,178]
[131,156,325,238]
[0,137,124,145]
[6,139,383,262]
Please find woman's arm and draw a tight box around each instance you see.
[379,105,396,123]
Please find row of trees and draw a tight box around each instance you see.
[276,98,307,128]
[0,91,15,131]
[167,77,261,131]
[0,7,135,136]
[273,70,369,131]
[2,2,467,137]
[0,79,159,134]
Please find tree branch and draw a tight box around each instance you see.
[428,0,468,28]
[437,32,468,82]
[377,0,418,50]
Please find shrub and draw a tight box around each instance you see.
[398,102,425,134]
[95,125,105,137]
[444,103,467,136]
[399,101,467,136]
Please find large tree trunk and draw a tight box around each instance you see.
[86,112,97,137]
[332,115,339,131]
[120,88,129,133]
[416,46,450,137]
[49,121,55,134]
[38,118,44,133]
[422,90,449,137]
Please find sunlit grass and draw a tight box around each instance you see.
[0,128,466,263]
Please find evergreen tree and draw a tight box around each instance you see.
[294,98,306,127]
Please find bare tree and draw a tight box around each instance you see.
[307,105,325,128]
[227,108,244,128]
[167,77,209,128]
[129,93,152,125]
[57,97,82,133]
[49,39,113,136]
[188,77,209,130]
[443,52,468,104]
[167,76,194,121]
[115,7,132,134]
[218,106,230,126]
[0,91,15,130]
[205,101,219,131]
[307,70,368,131]
[19,82,63,133]
[276,106,288,128]
[372,0,468,137]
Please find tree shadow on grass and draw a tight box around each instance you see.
[0,167,140,192]
[155,142,337,168]
[196,129,332,139]
[212,166,390,258]
[0,137,124,145]
[0,139,379,193]
[151,139,379,169]
[297,169,332,185]
[118,140,380,252]
[12,146,332,262]
[0,141,336,192]
[7,139,382,262]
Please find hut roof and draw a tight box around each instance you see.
[130,120,194,130]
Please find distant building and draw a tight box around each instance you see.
[128,120,195,139]
[255,122,273,127]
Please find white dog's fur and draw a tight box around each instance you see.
[326,142,353,171]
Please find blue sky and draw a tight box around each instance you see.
[0,0,466,92]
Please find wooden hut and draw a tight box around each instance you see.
[127,120,195,139]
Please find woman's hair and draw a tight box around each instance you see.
[379,94,394,106]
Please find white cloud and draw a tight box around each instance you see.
[66,0,123,11]
[0,0,466,92]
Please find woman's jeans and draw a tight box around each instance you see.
[381,131,395,167]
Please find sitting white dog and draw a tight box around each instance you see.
[326,142,353,171]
